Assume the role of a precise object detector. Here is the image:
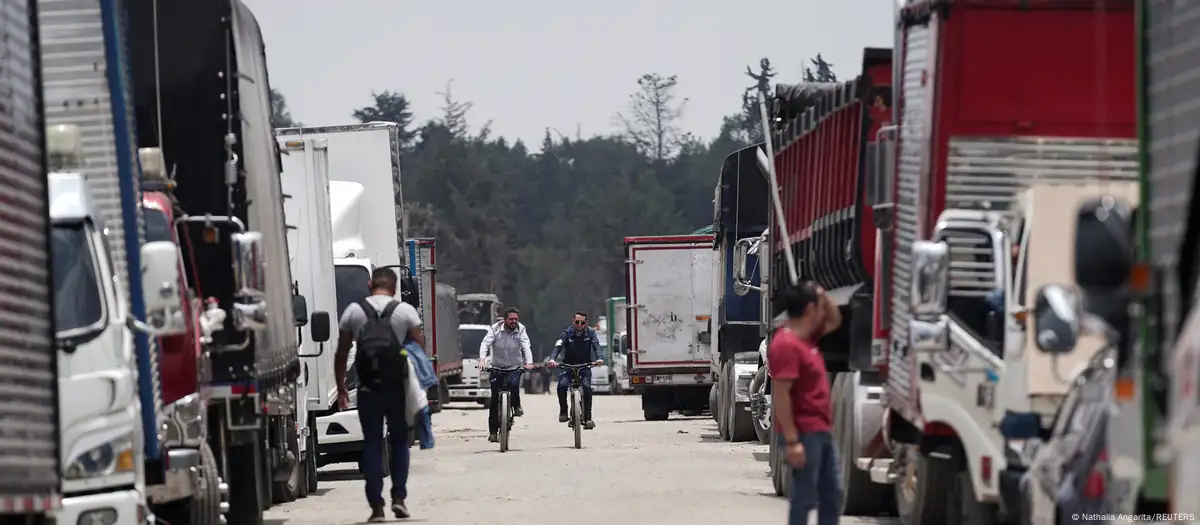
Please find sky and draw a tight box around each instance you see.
[242,0,897,149]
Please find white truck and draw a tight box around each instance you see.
[592,319,612,394]
[623,234,715,421]
[0,6,61,519]
[451,294,502,404]
[405,238,464,412]
[276,133,339,498]
[299,122,409,467]
[40,0,194,519]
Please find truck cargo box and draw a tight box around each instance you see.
[624,235,714,373]
[0,0,60,512]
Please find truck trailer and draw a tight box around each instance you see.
[623,235,715,420]
[0,2,60,520]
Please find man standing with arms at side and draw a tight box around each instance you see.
[478,307,534,443]
[768,282,843,525]
[335,268,424,522]
[547,311,605,429]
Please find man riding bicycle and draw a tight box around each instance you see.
[547,311,605,429]
[478,307,533,443]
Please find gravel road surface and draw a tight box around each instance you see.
[264,394,898,524]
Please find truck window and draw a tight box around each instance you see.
[334,266,370,318]
[941,229,1004,354]
[460,328,487,359]
[52,224,105,335]
[143,206,172,243]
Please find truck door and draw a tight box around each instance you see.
[628,239,708,368]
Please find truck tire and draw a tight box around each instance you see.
[642,394,669,421]
[725,362,756,441]
[750,367,771,444]
[708,383,719,421]
[226,441,265,525]
[272,416,301,504]
[306,414,319,494]
[832,372,892,515]
[769,419,792,497]
[189,441,223,525]
[895,447,955,525]
[717,370,731,440]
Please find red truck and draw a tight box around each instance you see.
[736,1,1138,523]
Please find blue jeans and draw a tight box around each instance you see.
[556,367,593,419]
[357,389,410,507]
[782,432,843,525]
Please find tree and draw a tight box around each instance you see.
[615,73,690,162]
[270,88,299,128]
[352,90,417,146]
[803,54,837,82]
[727,58,777,143]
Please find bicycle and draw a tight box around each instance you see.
[485,366,526,452]
[555,363,594,449]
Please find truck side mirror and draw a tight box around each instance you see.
[1032,284,1081,354]
[733,237,762,296]
[292,294,309,327]
[231,231,267,298]
[909,240,950,318]
[310,311,331,343]
[140,241,187,336]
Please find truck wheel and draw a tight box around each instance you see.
[769,420,792,497]
[189,441,223,524]
[894,447,956,525]
[833,372,892,515]
[717,369,731,440]
[227,441,265,525]
[708,383,719,421]
[726,362,756,441]
[272,417,301,504]
[750,367,771,444]
[642,394,669,421]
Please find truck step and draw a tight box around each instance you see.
[855,458,895,484]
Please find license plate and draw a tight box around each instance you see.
[652,375,672,384]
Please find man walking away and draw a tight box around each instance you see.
[478,307,534,442]
[335,267,424,522]
[547,311,605,428]
[768,282,844,525]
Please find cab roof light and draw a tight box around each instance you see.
[139,147,169,183]
[46,124,83,171]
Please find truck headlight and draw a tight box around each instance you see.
[64,434,136,480]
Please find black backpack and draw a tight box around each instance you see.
[353,299,409,391]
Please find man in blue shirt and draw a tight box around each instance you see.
[547,311,605,429]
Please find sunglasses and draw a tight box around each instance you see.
[574,320,587,326]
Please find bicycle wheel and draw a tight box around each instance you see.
[499,391,510,452]
[571,387,583,449]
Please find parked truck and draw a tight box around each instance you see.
[605,297,631,394]
[451,293,502,404]
[0,3,59,520]
[128,1,307,522]
[623,235,715,420]
[710,144,770,443]
[41,1,207,522]
[276,132,339,499]
[406,238,464,412]
[734,2,1138,520]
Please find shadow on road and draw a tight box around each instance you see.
[320,468,363,482]
[441,404,487,411]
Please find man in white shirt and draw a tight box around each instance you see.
[478,307,534,442]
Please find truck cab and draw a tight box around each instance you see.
[453,324,494,404]
[47,127,187,524]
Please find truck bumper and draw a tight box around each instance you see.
[146,448,200,504]
[447,386,489,401]
[316,409,364,447]
[61,488,147,525]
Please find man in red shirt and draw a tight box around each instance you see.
[768,282,843,525]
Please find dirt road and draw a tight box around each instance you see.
[264,393,896,524]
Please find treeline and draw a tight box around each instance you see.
[270,56,837,346]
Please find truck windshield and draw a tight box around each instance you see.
[52,224,105,334]
[143,206,172,242]
[460,328,486,359]
[335,266,370,318]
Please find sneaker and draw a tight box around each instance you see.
[488,433,499,443]
[367,505,386,522]
[584,420,596,430]
[558,413,569,423]
[392,499,410,519]
[514,407,524,417]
